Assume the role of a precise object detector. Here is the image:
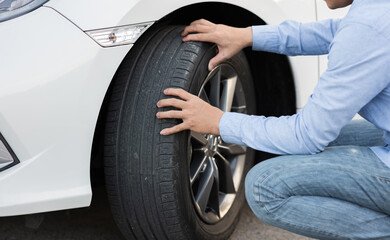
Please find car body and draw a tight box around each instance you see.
[0,0,349,237]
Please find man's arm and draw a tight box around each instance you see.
[252,19,341,56]
[220,22,390,154]
[181,19,341,69]
[157,21,389,155]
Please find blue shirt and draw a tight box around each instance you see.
[219,0,390,166]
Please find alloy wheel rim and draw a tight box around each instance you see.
[188,64,247,224]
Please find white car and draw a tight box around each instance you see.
[0,0,347,239]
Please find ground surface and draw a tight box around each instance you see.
[0,186,314,240]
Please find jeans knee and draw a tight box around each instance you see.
[245,158,292,221]
[245,164,260,207]
[245,160,278,219]
[245,167,267,221]
[245,160,268,204]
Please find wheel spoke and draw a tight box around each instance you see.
[208,158,221,218]
[191,131,208,146]
[215,152,236,194]
[220,75,237,112]
[195,158,215,214]
[231,105,247,113]
[190,152,208,184]
[218,144,246,156]
[208,67,221,108]
[199,88,210,103]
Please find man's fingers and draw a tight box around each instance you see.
[182,32,216,43]
[160,123,188,135]
[187,19,214,29]
[156,110,184,119]
[157,98,186,108]
[182,19,215,37]
[191,18,213,26]
[163,88,193,101]
[182,24,212,37]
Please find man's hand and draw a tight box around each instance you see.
[156,88,224,135]
[182,19,253,70]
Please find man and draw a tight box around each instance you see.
[156,0,390,238]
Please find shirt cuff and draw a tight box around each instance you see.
[252,25,280,52]
[219,112,248,146]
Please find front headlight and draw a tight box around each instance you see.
[0,0,49,22]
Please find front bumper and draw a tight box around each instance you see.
[0,6,131,216]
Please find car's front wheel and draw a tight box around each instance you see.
[104,25,256,240]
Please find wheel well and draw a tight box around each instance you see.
[90,2,296,184]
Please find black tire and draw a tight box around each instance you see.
[104,25,256,240]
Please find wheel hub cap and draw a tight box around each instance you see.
[206,135,219,155]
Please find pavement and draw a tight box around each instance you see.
[0,186,313,240]
[230,203,313,240]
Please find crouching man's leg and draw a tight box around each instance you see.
[245,146,390,239]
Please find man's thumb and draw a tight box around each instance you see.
[208,54,225,71]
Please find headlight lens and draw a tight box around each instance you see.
[0,0,49,22]
[86,22,154,47]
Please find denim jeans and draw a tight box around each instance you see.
[245,119,390,239]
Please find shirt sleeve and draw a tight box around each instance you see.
[252,19,341,56]
[220,22,390,155]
